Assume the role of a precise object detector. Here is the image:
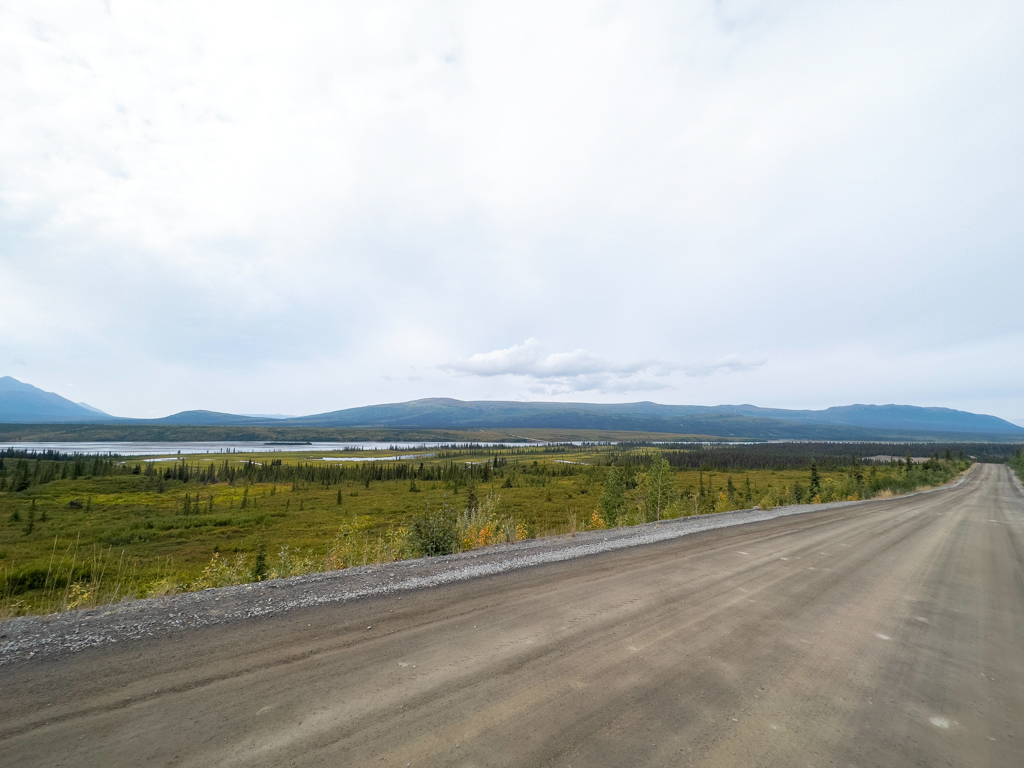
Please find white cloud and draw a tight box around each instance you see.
[442,340,764,394]
[0,1,1021,417]
[442,339,649,378]
[682,355,767,377]
[441,339,665,393]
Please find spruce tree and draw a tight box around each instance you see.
[809,462,821,497]
[251,541,268,582]
[13,461,30,492]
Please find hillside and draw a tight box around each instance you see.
[0,377,108,423]
[2,377,1022,440]
[287,398,1024,439]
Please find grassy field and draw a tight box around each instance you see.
[0,444,969,616]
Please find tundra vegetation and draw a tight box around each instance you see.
[1010,448,1024,483]
[0,441,989,617]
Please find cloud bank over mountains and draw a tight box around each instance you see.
[442,339,767,393]
[442,339,666,393]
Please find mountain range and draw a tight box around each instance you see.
[0,376,112,423]
[1,376,1022,441]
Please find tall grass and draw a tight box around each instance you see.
[0,535,140,617]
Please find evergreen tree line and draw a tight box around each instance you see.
[0,454,127,491]
[0,451,590,492]
[202,456,586,487]
[594,454,971,525]
[654,442,1016,471]
[432,444,586,457]
[1,441,1016,494]
[0,448,112,463]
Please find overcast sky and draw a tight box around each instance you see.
[1,1,1022,421]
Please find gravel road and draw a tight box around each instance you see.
[1,463,1021,766]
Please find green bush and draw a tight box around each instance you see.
[1010,450,1023,481]
[1,564,91,596]
[408,505,459,557]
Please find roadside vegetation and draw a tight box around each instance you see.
[0,443,979,617]
[1010,448,1024,483]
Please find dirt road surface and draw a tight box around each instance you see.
[2,463,1022,767]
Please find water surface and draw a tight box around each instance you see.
[0,441,531,457]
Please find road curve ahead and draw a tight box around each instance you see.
[2,464,1023,767]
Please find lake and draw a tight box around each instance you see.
[0,441,537,457]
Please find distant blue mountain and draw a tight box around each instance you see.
[284,398,1024,438]
[75,401,109,415]
[2,376,1022,440]
[155,410,268,426]
[0,376,105,423]
[714,403,1022,435]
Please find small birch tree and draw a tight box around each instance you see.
[599,466,627,526]
[637,455,676,521]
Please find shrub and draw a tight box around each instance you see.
[758,486,780,511]
[409,505,459,557]
[145,577,179,598]
[272,545,322,579]
[325,521,410,569]
[191,551,250,589]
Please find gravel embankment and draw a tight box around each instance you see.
[0,475,969,667]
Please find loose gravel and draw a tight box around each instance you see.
[0,477,969,667]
